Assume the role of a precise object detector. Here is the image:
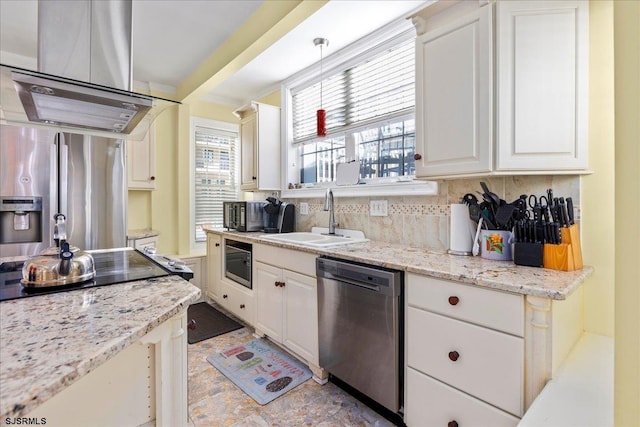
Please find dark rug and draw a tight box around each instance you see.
[187,302,243,344]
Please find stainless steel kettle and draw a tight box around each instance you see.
[21,214,96,288]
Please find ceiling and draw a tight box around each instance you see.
[0,0,428,106]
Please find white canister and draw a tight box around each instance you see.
[448,204,474,256]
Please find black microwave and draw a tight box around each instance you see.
[223,201,265,231]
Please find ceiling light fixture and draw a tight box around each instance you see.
[314,37,329,137]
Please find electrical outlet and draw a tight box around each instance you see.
[299,202,309,215]
[370,200,388,217]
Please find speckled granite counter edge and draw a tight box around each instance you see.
[204,228,593,300]
[0,278,201,419]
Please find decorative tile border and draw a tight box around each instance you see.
[300,202,450,216]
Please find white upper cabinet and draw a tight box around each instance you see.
[496,0,589,171]
[415,4,493,177]
[233,102,281,191]
[411,0,589,178]
[127,125,156,190]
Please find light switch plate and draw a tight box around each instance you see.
[299,202,309,215]
[370,200,388,217]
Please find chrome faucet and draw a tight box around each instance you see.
[323,188,339,235]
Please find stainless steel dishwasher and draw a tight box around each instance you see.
[316,256,403,414]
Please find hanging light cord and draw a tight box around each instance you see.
[320,42,324,109]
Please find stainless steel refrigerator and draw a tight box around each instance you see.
[0,124,126,257]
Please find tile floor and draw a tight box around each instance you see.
[187,306,395,427]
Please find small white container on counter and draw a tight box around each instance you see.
[448,204,474,256]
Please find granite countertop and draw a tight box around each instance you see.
[205,228,593,300]
[0,276,201,419]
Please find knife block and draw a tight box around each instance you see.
[513,242,543,267]
[514,242,543,267]
[560,224,583,269]
[543,224,583,271]
[543,243,575,271]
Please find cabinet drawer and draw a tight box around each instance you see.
[254,244,316,276]
[408,308,524,416]
[407,273,524,336]
[406,367,519,427]
[219,282,253,325]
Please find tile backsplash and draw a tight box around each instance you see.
[281,175,581,252]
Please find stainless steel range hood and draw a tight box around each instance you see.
[0,0,179,141]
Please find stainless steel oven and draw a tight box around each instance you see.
[224,239,252,289]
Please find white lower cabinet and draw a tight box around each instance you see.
[407,308,524,416]
[406,273,525,424]
[255,262,318,365]
[406,367,520,427]
[253,244,320,378]
[217,280,255,325]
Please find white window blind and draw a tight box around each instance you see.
[194,125,239,241]
[291,38,415,144]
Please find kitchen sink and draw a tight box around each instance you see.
[260,229,368,247]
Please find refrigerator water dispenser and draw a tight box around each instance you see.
[0,197,43,244]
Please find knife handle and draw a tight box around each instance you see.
[566,197,575,225]
[559,198,570,227]
[554,223,562,244]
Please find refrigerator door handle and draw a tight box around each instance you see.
[57,133,68,219]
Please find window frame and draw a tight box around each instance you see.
[189,117,240,252]
[280,19,437,198]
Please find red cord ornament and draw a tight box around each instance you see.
[314,37,329,137]
[317,109,326,137]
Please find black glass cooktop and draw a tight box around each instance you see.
[0,249,172,302]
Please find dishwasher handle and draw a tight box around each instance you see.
[327,276,381,293]
[316,256,401,297]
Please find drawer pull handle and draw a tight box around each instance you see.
[447,421,459,427]
[222,294,228,299]
[240,304,246,309]
[448,351,460,362]
[448,296,459,306]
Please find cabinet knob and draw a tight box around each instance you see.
[413,153,422,160]
[447,421,459,427]
[240,304,245,309]
[222,294,228,299]
[150,176,156,181]
[448,296,460,306]
[187,319,197,331]
[252,176,257,180]
[274,281,279,288]
[215,243,220,247]
[448,351,460,362]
